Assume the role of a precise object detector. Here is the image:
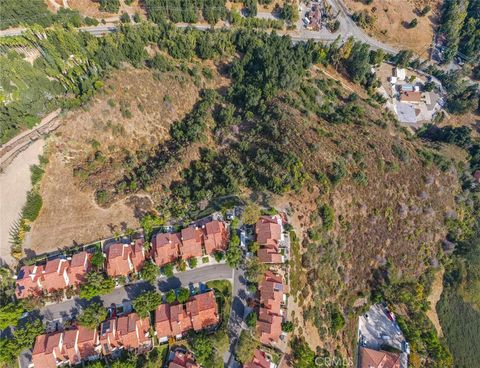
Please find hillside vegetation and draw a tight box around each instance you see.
[1,22,466,366]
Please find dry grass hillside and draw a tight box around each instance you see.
[25,62,227,253]
[344,0,442,56]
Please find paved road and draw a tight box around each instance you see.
[40,263,233,322]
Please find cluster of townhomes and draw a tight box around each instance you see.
[30,290,218,367]
[247,215,289,368]
[13,219,229,368]
[15,220,228,299]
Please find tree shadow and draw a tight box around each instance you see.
[158,276,181,292]
[124,281,155,300]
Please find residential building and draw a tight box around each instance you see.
[358,347,401,368]
[399,91,422,104]
[67,251,91,286]
[169,349,200,368]
[99,312,152,355]
[106,242,145,277]
[15,265,44,299]
[258,271,287,315]
[203,220,228,254]
[395,68,406,81]
[256,272,285,346]
[180,227,203,259]
[187,290,219,331]
[257,309,282,346]
[256,216,284,264]
[42,259,70,293]
[153,232,182,266]
[32,326,99,368]
[245,349,277,368]
[155,291,219,341]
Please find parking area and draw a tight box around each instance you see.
[358,304,405,352]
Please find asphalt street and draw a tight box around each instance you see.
[39,263,233,322]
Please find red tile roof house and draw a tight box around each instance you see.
[255,216,284,264]
[244,349,276,368]
[180,227,204,259]
[32,326,99,368]
[155,290,219,341]
[99,312,152,355]
[169,349,200,368]
[358,347,401,368]
[42,258,70,293]
[202,220,228,255]
[106,242,145,277]
[15,265,44,299]
[258,271,287,315]
[153,232,182,266]
[256,272,286,347]
[67,251,91,287]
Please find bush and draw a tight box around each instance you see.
[165,290,176,304]
[139,261,159,283]
[245,311,257,328]
[188,257,198,269]
[214,251,224,262]
[177,287,190,303]
[319,204,334,231]
[202,256,209,264]
[22,191,42,221]
[282,321,294,332]
[177,259,187,272]
[161,263,174,277]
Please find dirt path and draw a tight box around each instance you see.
[0,139,45,267]
[426,267,444,337]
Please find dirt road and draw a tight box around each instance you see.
[0,139,45,267]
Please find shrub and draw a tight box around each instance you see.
[282,321,294,332]
[319,204,334,231]
[177,287,190,303]
[165,290,176,304]
[245,311,257,328]
[188,257,198,269]
[139,261,159,283]
[202,256,209,264]
[161,263,174,277]
[214,251,224,262]
[177,259,187,272]
[22,191,42,221]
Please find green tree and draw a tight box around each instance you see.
[282,320,294,332]
[344,41,370,84]
[78,302,107,329]
[242,203,261,225]
[99,0,120,13]
[245,256,266,284]
[226,234,242,268]
[291,337,316,368]
[132,291,162,318]
[139,261,159,283]
[165,289,176,304]
[80,272,115,300]
[177,287,190,303]
[161,263,174,277]
[245,311,257,328]
[91,251,105,269]
[190,333,215,365]
[188,257,198,269]
[0,302,24,330]
[235,330,259,364]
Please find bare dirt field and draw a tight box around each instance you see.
[344,0,441,56]
[66,0,118,19]
[0,139,44,266]
[24,63,227,255]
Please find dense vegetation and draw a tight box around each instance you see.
[439,0,480,62]
[144,0,227,25]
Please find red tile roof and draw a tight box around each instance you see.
[153,232,182,266]
[67,252,91,286]
[358,347,401,368]
[244,349,272,368]
[131,239,146,272]
[16,265,44,299]
[187,290,219,331]
[203,220,228,254]
[169,350,200,368]
[256,216,282,250]
[116,313,151,350]
[180,227,203,259]
[257,309,282,346]
[32,326,98,368]
[258,248,283,264]
[155,291,219,340]
[106,243,133,277]
[42,259,70,292]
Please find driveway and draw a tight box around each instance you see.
[40,264,233,323]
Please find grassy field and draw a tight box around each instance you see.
[437,287,480,367]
